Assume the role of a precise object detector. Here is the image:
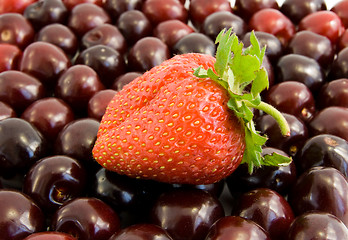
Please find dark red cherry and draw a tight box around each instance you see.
[23,155,87,214]
[103,0,144,22]
[0,189,45,240]
[0,43,22,72]
[286,212,348,240]
[23,0,68,30]
[21,97,75,142]
[288,167,348,225]
[331,0,348,28]
[81,23,127,54]
[308,106,348,141]
[232,188,295,240]
[36,23,78,58]
[0,101,16,120]
[108,224,172,240]
[112,72,142,91]
[318,78,348,109]
[296,134,348,177]
[23,231,77,240]
[0,70,46,114]
[51,197,120,240]
[88,89,117,120]
[75,44,125,87]
[0,13,34,49]
[127,37,170,72]
[264,81,315,122]
[55,65,105,115]
[20,41,71,88]
[173,32,216,56]
[205,216,271,240]
[142,0,188,25]
[150,188,224,240]
[234,0,279,22]
[67,3,111,37]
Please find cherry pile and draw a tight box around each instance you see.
[0,0,347,239]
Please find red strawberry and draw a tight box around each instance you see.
[93,29,291,184]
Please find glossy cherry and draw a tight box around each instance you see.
[23,231,77,240]
[23,155,87,214]
[318,78,348,109]
[0,43,22,72]
[87,89,117,120]
[103,0,144,22]
[288,167,348,225]
[232,188,295,240]
[173,32,216,56]
[108,224,173,240]
[234,0,279,21]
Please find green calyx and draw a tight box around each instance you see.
[194,28,292,173]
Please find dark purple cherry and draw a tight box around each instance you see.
[0,70,46,114]
[0,189,45,240]
[127,37,170,72]
[116,10,152,45]
[202,11,247,40]
[234,0,279,21]
[286,212,348,240]
[51,197,120,240]
[226,147,296,195]
[54,118,100,172]
[36,23,78,58]
[287,30,334,69]
[21,97,74,142]
[329,45,348,80]
[20,41,71,88]
[173,32,216,56]
[243,31,283,64]
[0,13,34,49]
[256,113,308,156]
[75,45,125,87]
[55,65,105,115]
[81,23,127,54]
[232,188,295,240]
[88,89,117,120]
[205,216,271,240]
[318,78,348,109]
[296,134,348,177]
[288,167,348,225]
[276,53,325,93]
[109,224,172,240]
[23,155,87,214]
[0,101,16,120]
[308,106,348,142]
[280,0,327,24]
[112,72,142,91]
[264,81,315,122]
[23,0,68,30]
[103,0,144,22]
[150,188,224,240]
[0,118,47,177]
[67,3,111,37]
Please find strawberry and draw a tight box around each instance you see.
[92,29,291,184]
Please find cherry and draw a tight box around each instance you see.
[21,97,75,142]
[150,188,225,240]
[201,11,247,40]
[36,23,78,58]
[75,44,125,87]
[328,47,348,80]
[103,0,144,22]
[142,0,188,26]
[127,37,170,72]
[0,70,46,114]
[116,10,152,45]
[112,72,142,91]
[0,0,37,14]
[23,0,68,31]
[308,106,348,141]
[20,41,71,88]
[23,231,77,240]
[67,3,111,37]
[23,155,87,214]
[232,188,295,240]
[318,78,348,109]
[331,0,348,28]
[0,101,16,120]
[51,197,120,240]
[248,8,295,46]
[288,167,348,225]
[153,19,194,50]
[55,65,105,115]
[81,23,127,54]
[173,32,216,56]
[0,189,45,240]
[88,89,117,120]
[296,134,348,177]
[0,13,34,49]
[264,81,315,122]
[108,224,172,240]
[0,43,22,72]
[286,212,348,240]
[234,0,279,22]
[205,216,271,240]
